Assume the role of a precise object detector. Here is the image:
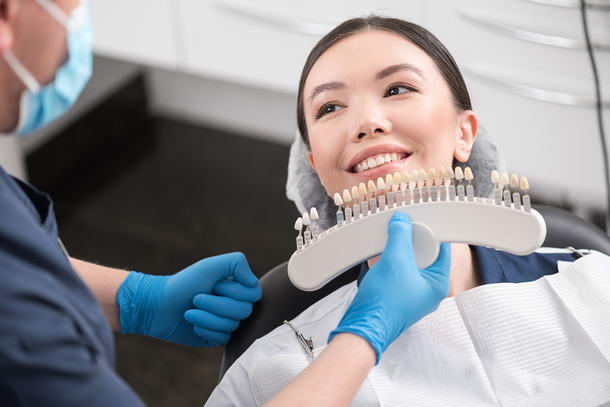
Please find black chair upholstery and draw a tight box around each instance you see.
[219,204,610,380]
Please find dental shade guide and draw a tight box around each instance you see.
[377,177,387,210]
[368,180,378,213]
[394,172,405,206]
[501,172,511,207]
[455,167,465,201]
[358,183,369,217]
[343,189,353,223]
[302,212,312,245]
[310,207,320,240]
[436,169,445,202]
[351,186,361,219]
[386,174,395,207]
[521,176,531,213]
[447,167,457,201]
[411,170,420,203]
[510,175,521,211]
[288,167,546,291]
[464,167,474,201]
[294,217,304,252]
[334,193,344,226]
[492,170,501,205]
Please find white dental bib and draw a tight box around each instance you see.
[207,251,610,407]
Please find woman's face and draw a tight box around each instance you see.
[303,29,477,197]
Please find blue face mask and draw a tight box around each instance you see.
[2,0,93,135]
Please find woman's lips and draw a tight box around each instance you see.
[348,155,411,180]
[347,144,412,172]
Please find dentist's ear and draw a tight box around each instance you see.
[0,0,16,52]
[307,151,317,171]
[453,110,478,163]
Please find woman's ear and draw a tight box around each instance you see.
[453,110,478,163]
[0,0,17,52]
[307,151,317,171]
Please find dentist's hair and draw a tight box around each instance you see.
[296,15,472,147]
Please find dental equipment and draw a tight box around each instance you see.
[310,207,320,240]
[333,193,344,226]
[351,186,361,219]
[288,166,546,291]
[294,217,304,251]
[358,182,369,217]
[302,212,312,245]
[343,189,353,223]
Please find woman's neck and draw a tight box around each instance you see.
[366,242,479,298]
[447,243,478,297]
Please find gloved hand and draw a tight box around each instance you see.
[329,212,451,363]
[117,252,262,347]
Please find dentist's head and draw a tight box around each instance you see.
[0,0,92,135]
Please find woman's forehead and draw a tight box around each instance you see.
[304,29,438,94]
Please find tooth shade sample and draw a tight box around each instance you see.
[385,173,394,188]
[501,172,510,185]
[343,189,352,203]
[446,167,455,179]
[393,172,402,184]
[511,174,519,188]
[302,212,311,225]
[419,169,427,185]
[334,192,344,206]
[359,182,367,197]
[520,176,529,191]
[342,189,352,203]
[367,180,377,193]
[491,170,499,184]
[454,167,464,180]
[376,177,387,191]
[464,167,473,181]
[294,217,303,231]
[309,207,319,221]
[351,186,360,200]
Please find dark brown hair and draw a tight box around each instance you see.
[296,16,472,147]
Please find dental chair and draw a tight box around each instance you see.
[218,205,610,380]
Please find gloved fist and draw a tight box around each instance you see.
[117,252,262,347]
[329,212,451,363]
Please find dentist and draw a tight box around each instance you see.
[0,0,261,405]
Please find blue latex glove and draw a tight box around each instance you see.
[329,212,451,363]
[117,252,262,347]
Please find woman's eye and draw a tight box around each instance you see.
[385,84,415,97]
[315,103,344,119]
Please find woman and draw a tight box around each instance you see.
[207,16,607,406]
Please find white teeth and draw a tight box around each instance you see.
[353,152,409,173]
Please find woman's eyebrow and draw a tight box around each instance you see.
[308,81,346,103]
[375,63,425,81]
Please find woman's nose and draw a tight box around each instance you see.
[353,114,392,142]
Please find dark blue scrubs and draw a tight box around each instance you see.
[0,166,145,406]
[359,243,579,285]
